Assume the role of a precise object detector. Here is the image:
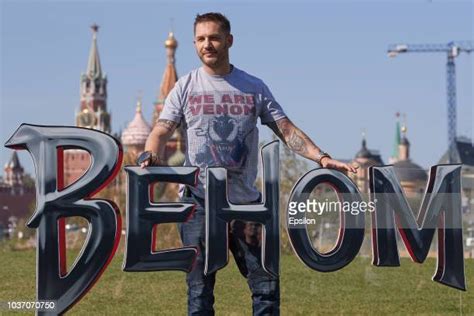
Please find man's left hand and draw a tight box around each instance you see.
[320,157,358,174]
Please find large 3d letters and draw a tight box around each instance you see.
[205,141,280,277]
[370,165,466,290]
[286,169,365,272]
[3,125,467,316]
[123,166,199,272]
[4,124,122,315]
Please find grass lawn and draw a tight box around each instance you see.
[1,246,473,315]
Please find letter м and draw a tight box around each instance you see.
[370,165,466,290]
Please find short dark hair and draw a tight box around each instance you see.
[194,12,231,34]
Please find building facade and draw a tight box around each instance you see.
[351,114,428,198]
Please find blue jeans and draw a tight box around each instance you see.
[178,194,280,316]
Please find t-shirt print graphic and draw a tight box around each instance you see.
[194,114,249,170]
[187,90,256,171]
[158,66,287,202]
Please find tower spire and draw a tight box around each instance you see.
[390,112,401,163]
[77,24,110,133]
[136,90,143,112]
[153,31,178,123]
[4,151,24,187]
[87,24,102,79]
[399,113,410,161]
[361,129,367,149]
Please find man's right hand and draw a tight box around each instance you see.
[140,119,178,168]
[137,151,163,169]
[140,160,150,169]
[139,158,165,168]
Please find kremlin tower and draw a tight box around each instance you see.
[63,27,186,188]
[64,25,110,186]
[3,152,25,194]
[75,24,111,132]
[0,151,35,227]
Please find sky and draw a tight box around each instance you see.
[1,0,473,175]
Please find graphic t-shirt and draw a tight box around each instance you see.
[159,66,286,203]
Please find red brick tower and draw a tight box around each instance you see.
[64,24,110,186]
[75,24,111,133]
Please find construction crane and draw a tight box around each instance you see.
[387,41,473,163]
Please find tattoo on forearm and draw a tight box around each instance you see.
[274,119,310,154]
[288,132,308,154]
[275,119,291,139]
[156,119,177,132]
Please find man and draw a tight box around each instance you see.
[140,12,357,315]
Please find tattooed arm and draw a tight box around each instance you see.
[141,119,178,167]
[266,118,320,159]
[266,118,357,173]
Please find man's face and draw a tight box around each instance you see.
[194,21,233,69]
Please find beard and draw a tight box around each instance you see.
[198,46,229,69]
[199,55,219,67]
